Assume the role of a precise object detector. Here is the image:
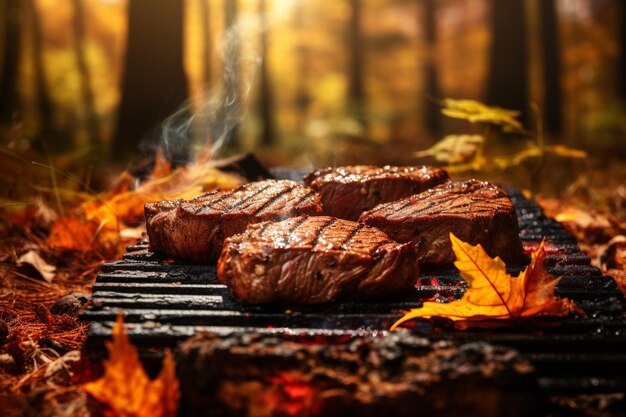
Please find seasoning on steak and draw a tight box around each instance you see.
[145,180,322,263]
[359,179,525,265]
[217,215,419,304]
[303,165,450,221]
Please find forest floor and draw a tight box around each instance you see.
[0,153,625,416]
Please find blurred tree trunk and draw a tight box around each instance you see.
[294,2,310,128]
[486,0,529,125]
[221,0,240,148]
[348,0,366,124]
[617,1,626,101]
[112,0,188,162]
[258,0,273,146]
[539,0,562,135]
[27,0,59,149]
[198,0,211,88]
[422,0,441,136]
[0,0,21,126]
[72,0,99,144]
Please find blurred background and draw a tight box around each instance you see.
[0,0,624,176]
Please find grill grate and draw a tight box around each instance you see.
[81,183,626,400]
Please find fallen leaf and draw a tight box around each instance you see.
[17,250,56,282]
[82,315,180,417]
[391,234,581,330]
[46,148,244,257]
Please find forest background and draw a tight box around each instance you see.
[1,0,624,174]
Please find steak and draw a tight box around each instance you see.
[145,180,322,263]
[303,165,450,221]
[359,179,525,265]
[217,216,419,304]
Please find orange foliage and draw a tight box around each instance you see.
[391,234,583,330]
[46,150,244,258]
[82,315,180,417]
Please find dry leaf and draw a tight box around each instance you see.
[45,149,244,257]
[17,250,56,282]
[391,234,581,330]
[82,315,180,417]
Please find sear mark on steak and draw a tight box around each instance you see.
[359,179,526,266]
[217,216,419,304]
[303,165,450,221]
[145,180,322,264]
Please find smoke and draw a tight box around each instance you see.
[159,6,291,165]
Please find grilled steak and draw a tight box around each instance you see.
[217,216,419,304]
[303,165,450,221]
[145,180,322,263]
[359,180,525,265]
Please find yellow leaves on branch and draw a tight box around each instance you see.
[440,98,524,131]
[391,234,583,330]
[82,315,180,417]
[493,144,587,170]
[414,134,485,165]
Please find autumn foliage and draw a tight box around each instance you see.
[45,150,243,258]
[82,315,180,417]
[391,234,583,330]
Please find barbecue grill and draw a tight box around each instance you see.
[80,170,626,416]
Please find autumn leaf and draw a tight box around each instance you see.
[390,234,582,330]
[441,98,524,131]
[17,250,56,282]
[45,148,245,257]
[414,134,484,164]
[82,315,180,417]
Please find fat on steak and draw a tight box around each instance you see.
[145,180,322,263]
[303,165,449,221]
[359,179,525,265]
[217,216,419,304]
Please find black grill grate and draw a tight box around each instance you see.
[81,184,626,399]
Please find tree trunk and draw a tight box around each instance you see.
[258,0,273,146]
[348,0,365,123]
[112,0,189,162]
[486,0,529,125]
[198,0,211,88]
[72,0,99,144]
[422,0,441,136]
[220,0,240,148]
[539,0,562,135]
[27,0,58,149]
[619,0,626,101]
[294,2,310,128]
[0,0,21,126]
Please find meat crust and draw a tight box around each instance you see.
[303,165,449,221]
[217,216,419,304]
[145,180,323,263]
[359,180,525,265]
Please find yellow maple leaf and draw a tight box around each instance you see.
[82,315,180,417]
[390,234,582,330]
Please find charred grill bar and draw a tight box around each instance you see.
[81,175,626,414]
